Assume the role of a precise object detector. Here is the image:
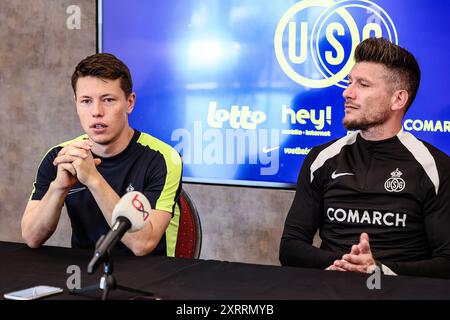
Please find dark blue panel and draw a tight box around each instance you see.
[100,0,450,188]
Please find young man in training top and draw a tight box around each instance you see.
[22,53,182,257]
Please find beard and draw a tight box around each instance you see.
[343,108,391,131]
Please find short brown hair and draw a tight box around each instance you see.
[354,37,420,112]
[71,53,133,97]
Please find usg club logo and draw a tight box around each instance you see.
[384,168,405,192]
[274,0,398,88]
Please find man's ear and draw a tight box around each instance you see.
[73,95,78,115]
[126,92,136,114]
[391,89,409,112]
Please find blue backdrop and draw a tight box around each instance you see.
[99,0,450,188]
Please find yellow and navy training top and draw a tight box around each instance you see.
[30,130,182,257]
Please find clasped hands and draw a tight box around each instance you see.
[326,232,376,273]
[52,140,101,189]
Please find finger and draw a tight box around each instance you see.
[65,148,91,159]
[360,232,370,243]
[58,140,93,156]
[71,157,95,173]
[335,259,366,273]
[344,252,376,269]
[53,155,79,166]
[342,253,364,265]
[350,244,360,255]
[332,259,344,267]
[94,158,102,166]
[58,163,77,176]
[333,266,347,272]
[326,265,347,272]
[71,158,84,169]
[327,264,343,271]
[358,238,372,255]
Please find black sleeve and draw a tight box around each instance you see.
[383,153,450,279]
[279,148,341,269]
[30,148,59,201]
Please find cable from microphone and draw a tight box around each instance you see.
[87,191,152,274]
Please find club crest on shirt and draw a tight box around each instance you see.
[384,168,405,192]
[126,183,135,193]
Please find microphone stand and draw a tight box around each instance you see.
[71,240,155,300]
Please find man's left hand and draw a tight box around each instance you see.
[331,233,376,273]
[53,142,102,187]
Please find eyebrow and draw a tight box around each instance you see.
[348,75,374,85]
[79,94,117,99]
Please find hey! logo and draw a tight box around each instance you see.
[274,0,398,88]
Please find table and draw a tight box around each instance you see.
[1,241,450,300]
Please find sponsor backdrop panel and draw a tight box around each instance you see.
[100,0,450,188]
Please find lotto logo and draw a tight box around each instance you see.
[274,0,398,88]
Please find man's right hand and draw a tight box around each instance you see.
[54,162,79,191]
[52,140,94,191]
[326,233,376,273]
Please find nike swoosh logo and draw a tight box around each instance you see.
[262,146,280,153]
[67,187,86,195]
[331,170,354,179]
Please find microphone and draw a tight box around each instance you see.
[87,191,151,274]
